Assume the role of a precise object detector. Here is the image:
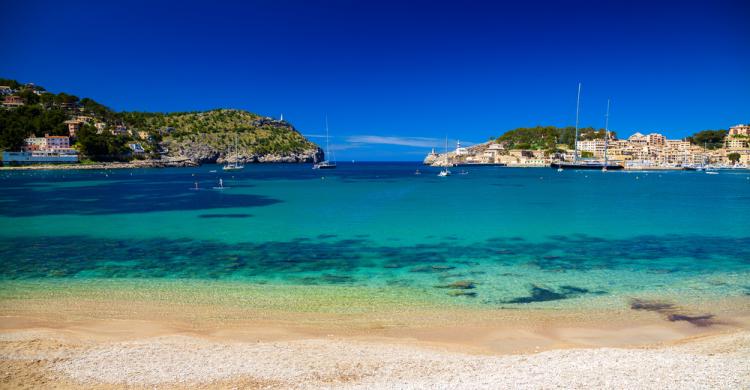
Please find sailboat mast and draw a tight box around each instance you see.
[574,83,582,163]
[325,114,330,161]
[604,98,610,166]
[445,136,449,166]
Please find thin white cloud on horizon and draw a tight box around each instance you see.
[344,135,476,148]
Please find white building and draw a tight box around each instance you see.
[24,135,71,151]
[455,140,469,156]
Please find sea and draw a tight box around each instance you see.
[1,162,749,310]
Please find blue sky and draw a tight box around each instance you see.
[2,0,748,160]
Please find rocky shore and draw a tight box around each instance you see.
[0,157,198,170]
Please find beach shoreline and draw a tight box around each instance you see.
[1,282,749,388]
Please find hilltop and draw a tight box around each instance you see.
[0,78,322,164]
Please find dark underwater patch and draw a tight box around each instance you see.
[503,284,602,304]
[667,314,717,327]
[629,298,719,327]
[630,298,676,313]
[198,213,252,218]
[504,285,566,303]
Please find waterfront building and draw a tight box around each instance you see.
[24,135,71,151]
[128,143,146,154]
[45,135,70,150]
[2,150,79,164]
[24,137,48,151]
[726,138,749,150]
[2,95,25,108]
[576,139,606,157]
[113,125,129,136]
[729,124,750,137]
[646,133,666,146]
[627,132,647,145]
[64,120,82,137]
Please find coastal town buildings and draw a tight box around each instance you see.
[2,95,25,108]
[427,127,750,169]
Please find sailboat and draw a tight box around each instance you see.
[313,115,336,169]
[602,99,610,172]
[551,84,623,171]
[438,136,451,177]
[223,133,244,171]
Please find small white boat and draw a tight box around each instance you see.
[706,171,719,175]
[438,169,451,177]
[415,169,421,175]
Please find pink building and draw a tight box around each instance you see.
[45,135,70,150]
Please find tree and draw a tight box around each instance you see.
[75,124,128,161]
[727,152,741,164]
[687,130,727,149]
[17,89,40,105]
[0,78,21,89]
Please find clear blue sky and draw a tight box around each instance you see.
[2,0,748,160]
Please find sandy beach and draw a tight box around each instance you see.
[1,283,749,389]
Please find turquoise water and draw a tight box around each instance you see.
[1,163,749,307]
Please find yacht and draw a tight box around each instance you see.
[551,84,624,171]
[313,115,337,169]
[223,133,244,171]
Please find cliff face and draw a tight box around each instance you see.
[167,140,323,164]
[150,110,323,164]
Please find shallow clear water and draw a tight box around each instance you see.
[1,163,749,307]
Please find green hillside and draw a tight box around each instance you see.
[0,78,321,162]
